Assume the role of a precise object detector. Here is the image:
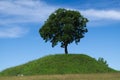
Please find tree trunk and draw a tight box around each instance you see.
[65,44,68,54]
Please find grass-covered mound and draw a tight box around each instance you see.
[0,54,116,76]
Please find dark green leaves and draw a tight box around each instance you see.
[39,8,88,52]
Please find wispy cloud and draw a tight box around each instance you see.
[0,0,120,38]
[0,0,57,38]
[0,0,56,23]
[0,26,28,38]
[80,9,120,27]
[81,9,120,21]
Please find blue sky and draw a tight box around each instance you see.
[0,0,120,71]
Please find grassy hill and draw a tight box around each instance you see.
[0,54,117,76]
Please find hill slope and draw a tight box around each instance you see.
[0,54,117,76]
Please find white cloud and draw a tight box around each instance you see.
[0,0,56,23]
[0,0,57,38]
[0,26,28,38]
[80,9,120,27]
[81,9,120,21]
[0,0,120,38]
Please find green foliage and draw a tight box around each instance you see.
[0,54,116,76]
[98,57,108,66]
[39,8,88,54]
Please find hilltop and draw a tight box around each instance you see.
[0,54,117,76]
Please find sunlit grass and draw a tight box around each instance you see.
[0,73,120,80]
[0,54,116,76]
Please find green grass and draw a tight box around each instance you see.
[0,73,120,80]
[0,54,117,76]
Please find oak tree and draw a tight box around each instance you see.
[39,8,88,54]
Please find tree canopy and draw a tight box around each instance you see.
[39,8,88,54]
